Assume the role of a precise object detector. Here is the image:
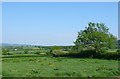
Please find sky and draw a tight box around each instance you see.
[0,2,2,44]
[1,0,119,2]
[2,2,118,46]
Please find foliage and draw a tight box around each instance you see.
[2,49,11,55]
[74,22,117,54]
[62,46,72,51]
[24,50,29,54]
[51,50,69,57]
[117,49,120,53]
[50,46,61,50]
[100,52,119,60]
[35,51,40,55]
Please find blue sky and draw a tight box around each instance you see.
[2,2,118,46]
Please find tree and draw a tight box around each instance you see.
[74,22,117,54]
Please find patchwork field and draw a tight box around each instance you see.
[2,56,119,77]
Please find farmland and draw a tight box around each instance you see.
[2,56,119,77]
[2,45,120,77]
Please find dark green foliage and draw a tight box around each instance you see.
[117,49,120,53]
[80,50,97,58]
[35,51,40,55]
[2,49,12,55]
[100,52,119,60]
[68,46,82,54]
[24,50,29,54]
[52,50,119,60]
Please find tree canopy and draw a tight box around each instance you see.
[74,22,117,53]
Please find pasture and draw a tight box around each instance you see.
[2,56,119,77]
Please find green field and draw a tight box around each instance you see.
[2,56,119,77]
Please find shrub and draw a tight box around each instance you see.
[100,52,119,60]
[2,49,12,55]
[34,50,50,55]
[51,46,119,60]
[35,51,40,55]
[68,46,82,54]
[99,47,107,53]
[2,52,12,55]
[39,53,47,56]
[51,50,69,57]
[80,50,95,58]
[44,49,52,56]
[24,50,29,54]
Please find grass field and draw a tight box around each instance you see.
[2,56,119,77]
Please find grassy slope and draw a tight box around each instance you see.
[2,56,119,77]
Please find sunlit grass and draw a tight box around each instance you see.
[2,56,119,77]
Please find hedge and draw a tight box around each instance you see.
[52,50,120,60]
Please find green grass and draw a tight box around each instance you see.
[2,54,39,58]
[2,56,119,77]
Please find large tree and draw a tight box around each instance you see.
[74,22,117,53]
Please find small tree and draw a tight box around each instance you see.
[74,22,117,54]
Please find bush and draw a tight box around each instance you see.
[100,52,119,60]
[68,46,82,54]
[99,47,107,53]
[2,49,12,55]
[34,50,50,55]
[68,46,101,58]
[24,50,29,54]
[46,49,52,56]
[35,51,40,55]
[2,52,12,55]
[51,50,69,57]
[51,47,119,60]
[39,53,47,56]
[80,50,96,58]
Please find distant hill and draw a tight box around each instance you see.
[1,40,120,47]
[1,43,11,46]
[1,43,30,46]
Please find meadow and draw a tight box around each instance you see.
[2,44,120,78]
[2,56,119,77]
